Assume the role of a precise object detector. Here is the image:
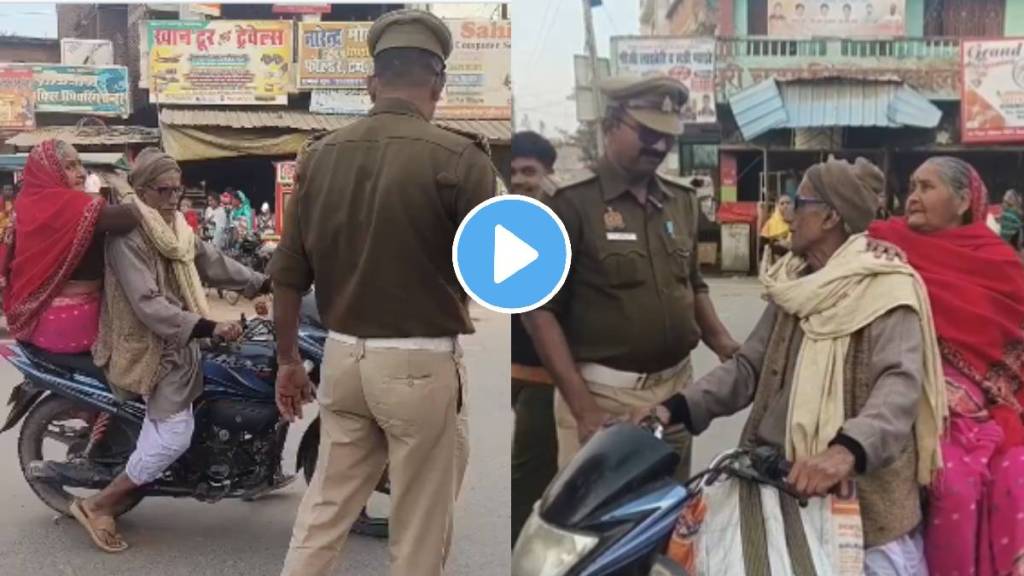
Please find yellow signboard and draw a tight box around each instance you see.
[148,20,293,105]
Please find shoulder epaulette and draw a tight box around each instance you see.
[543,169,597,196]
[436,123,491,157]
[656,171,699,193]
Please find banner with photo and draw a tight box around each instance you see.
[147,20,293,105]
[297,22,373,90]
[0,67,34,130]
[32,65,130,117]
[436,19,511,119]
[767,0,905,37]
[610,36,717,124]
[962,39,1024,143]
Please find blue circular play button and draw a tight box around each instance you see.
[453,196,571,314]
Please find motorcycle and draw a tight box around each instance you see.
[0,311,389,538]
[511,420,803,576]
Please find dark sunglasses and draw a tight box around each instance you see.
[620,117,673,147]
[152,185,184,198]
[793,196,829,211]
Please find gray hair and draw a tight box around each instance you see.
[52,139,75,160]
[921,156,972,205]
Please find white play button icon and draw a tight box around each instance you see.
[493,224,539,284]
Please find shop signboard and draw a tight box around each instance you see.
[309,89,372,114]
[962,38,1024,143]
[297,19,511,119]
[275,161,296,235]
[32,65,130,117]
[61,39,115,66]
[297,22,373,90]
[0,67,35,130]
[610,36,717,124]
[147,20,293,105]
[767,0,905,38]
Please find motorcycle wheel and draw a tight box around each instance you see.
[300,442,390,539]
[18,395,144,518]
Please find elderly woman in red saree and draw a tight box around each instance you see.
[870,156,1024,576]
[2,139,139,354]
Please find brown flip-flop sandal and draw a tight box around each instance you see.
[70,498,128,553]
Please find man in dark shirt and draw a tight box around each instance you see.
[509,131,559,544]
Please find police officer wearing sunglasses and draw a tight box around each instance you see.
[523,75,740,482]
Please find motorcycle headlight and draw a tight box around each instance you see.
[511,512,599,576]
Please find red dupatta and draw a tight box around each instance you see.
[869,166,1024,445]
[2,140,104,339]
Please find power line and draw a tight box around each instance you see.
[526,0,566,75]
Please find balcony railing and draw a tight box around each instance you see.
[714,36,962,100]
[716,36,961,60]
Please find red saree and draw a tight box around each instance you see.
[869,169,1024,446]
[2,140,104,339]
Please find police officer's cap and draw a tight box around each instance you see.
[367,9,453,61]
[600,75,689,137]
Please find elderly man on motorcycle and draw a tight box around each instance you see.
[649,157,947,574]
[70,148,271,553]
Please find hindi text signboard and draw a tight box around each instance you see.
[297,22,373,90]
[610,36,717,124]
[436,19,511,119]
[962,39,1024,143]
[33,65,130,117]
[147,20,293,105]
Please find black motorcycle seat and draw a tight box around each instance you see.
[18,342,108,383]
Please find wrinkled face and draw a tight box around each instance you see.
[778,195,794,224]
[140,170,183,224]
[510,157,550,197]
[906,163,969,233]
[606,114,674,179]
[60,146,87,190]
[789,179,835,256]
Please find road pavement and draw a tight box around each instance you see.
[0,297,512,576]
[0,277,764,575]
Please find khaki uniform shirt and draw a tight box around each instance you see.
[268,97,497,337]
[541,158,709,374]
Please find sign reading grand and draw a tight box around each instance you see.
[962,39,1024,143]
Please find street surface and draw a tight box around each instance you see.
[0,297,512,576]
[0,277,763,575]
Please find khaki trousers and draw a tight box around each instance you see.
[554,358,694,481]
[280,337,469,576]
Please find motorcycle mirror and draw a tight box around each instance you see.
[649,556,687,576]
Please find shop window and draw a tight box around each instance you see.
[680,144,719,174]
[924,0,1004,37]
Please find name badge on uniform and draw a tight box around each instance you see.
[665,220,675,238]
[606,231,638,241]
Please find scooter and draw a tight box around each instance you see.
[0,313,389,537]
[511,420,803,576]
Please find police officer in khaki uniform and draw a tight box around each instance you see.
[523,75,740,480]
[270,9,497,576]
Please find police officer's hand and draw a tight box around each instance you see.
[276,362,314,422]
[786,444,856,498]
[576,405,614,444]
[628,404,671,427]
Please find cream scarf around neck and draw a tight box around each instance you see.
[760,234,947,485]
[120,190,210,318]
